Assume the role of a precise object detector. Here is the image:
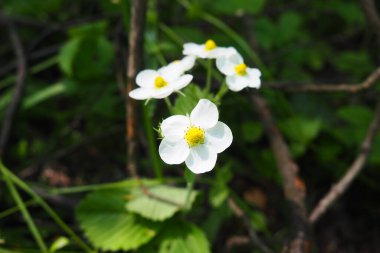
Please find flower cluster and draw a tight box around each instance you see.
[129,39,262,173]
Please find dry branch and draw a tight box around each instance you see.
[360,0,380,48]
[309,101,380,223]
[228,197,274,253]
[126,0,147,178]
[250,92,311,253]
[0,21,27,158]
[265,66,380,92]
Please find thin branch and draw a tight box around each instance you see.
[250,92,311,253]
[0,21,27,158]
[309,101,380,224]
[265,66,380,92]
[228,197,274,253]
[126,0,147,178]
[360,0,380,48]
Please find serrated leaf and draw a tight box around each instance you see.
[126,185,197,221]
[138,221,210,253]
[76,190,160,252]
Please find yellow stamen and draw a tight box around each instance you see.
[154,76,168,89]
[234,63,247,76]
[204,39,217,51]
[185,126,205,147]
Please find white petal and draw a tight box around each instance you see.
[226,75,250,92]
[161,115,190,137]
[180,55,196,71]
[190,99,219,129]
[151,86,174,99]
[129,87,153,100]
[247,68,261,77]
[205,122,233,153]
[208,47,232,59]
[159,137,189,164]
[136,70,159,88]
[216,48,243,75]
[185,145,217,174]
[171,74,193,91]
[158,64,182,82]
[183,43,204,57]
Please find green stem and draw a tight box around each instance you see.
[183,179,195,212]
[205,59,212,92]
[143,103,163,181]
[0,163,94,253]
[0,199,36,219]
[0,163,48,252]
[164,97,173,113]
[214,82,229,102]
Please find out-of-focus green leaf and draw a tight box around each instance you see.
[333,52,373,77]
[126,185,197,221]
[337,105,373,127]
[58,21,114,80]
[241,121,263,142]
[76,190,160,252]
[251,211,268,232]
[208,0,266,15]
[23,82,67,109]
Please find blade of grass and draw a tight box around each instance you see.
[0,162,94,253]
[0,162,48,252]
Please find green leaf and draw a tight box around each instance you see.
[173,85,214,115]
[209,0,266,15]
[76,190,160,252]
[250,211,268,232]
[126,185,197,221]
[337,105,373,126]
[138,221,210,253]
[23,82,67,109]
[58,38,81,77]
[241,121,263,142]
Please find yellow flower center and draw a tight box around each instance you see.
[204,39,217,51]
[154,76,168,89]
[185,126,205,147]
[234,63,247,76]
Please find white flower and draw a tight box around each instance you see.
[159,55,196,76]
[159,99,233,174]
[129,64,193,100]
[216,47,261,92]
[183,39,227,59]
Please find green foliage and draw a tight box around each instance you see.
[126,185,197,221]
[173,85,214,115]
[58,21,114,81]
[138,221,210,253]
[207,0,266,15]
[76,190,161,251]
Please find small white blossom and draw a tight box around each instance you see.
[129,64,193,100]
[159,99,233,174]
[183,39,227,59]
[158,55,196,76]
[216,47,261,92]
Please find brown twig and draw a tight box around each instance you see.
[0,21,27,158]
[250,92,311,253]
[360,0,380,48]
[265,66,380,92]
[309,101,380,224]
[126,0,147,178]
[228,197,274,253]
